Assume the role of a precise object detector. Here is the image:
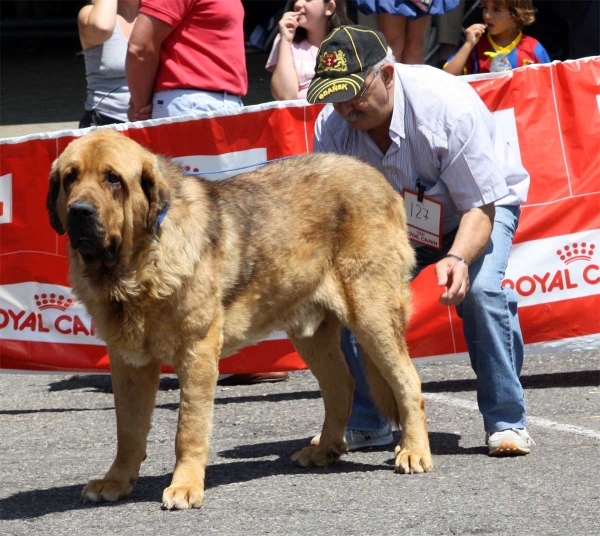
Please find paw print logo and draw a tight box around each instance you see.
[556,242,595,265]
[34,293,74,312]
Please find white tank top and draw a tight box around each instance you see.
[83,21,130,121]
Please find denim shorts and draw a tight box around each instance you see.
[152,89,243,119]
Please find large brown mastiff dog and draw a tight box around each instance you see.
[46,129,433,509]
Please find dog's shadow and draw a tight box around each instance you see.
[0,438,365,520]
[0,432,479,520]
[0,432,478,520]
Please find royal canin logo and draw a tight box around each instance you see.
[556,242,595,264]
[502,236,599,304]
[34,293,74,312]
[0,284,99,343]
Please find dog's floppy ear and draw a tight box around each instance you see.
[141,155,172,235]
[46,159,65,235]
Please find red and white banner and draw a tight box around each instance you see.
[1,58,599,373]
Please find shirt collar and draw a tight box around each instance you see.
[487,31,523,55]
[389,66,405,142]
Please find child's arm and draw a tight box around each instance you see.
[270,12,301,100]
[443,24,486,76]
[271,40,301,100]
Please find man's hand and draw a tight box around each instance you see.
[127,103,153,122]
[434,203,494,305]
[435,256,470,306]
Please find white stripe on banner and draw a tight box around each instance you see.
[0,173,12,225]
[504,229,600,307]
[424,393,600,441]
[493,108,523,166]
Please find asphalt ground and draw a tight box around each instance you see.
[1,36,599,536]
[1,350,599,535]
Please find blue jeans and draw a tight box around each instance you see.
[345,205,526,433]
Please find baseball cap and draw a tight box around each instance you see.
[307,25,388,104]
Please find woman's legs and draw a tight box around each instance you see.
[376,13,430,64]
[377,13,407,61]
[403,16,431,64]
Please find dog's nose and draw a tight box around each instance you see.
[66,200,100,250]
[68,200,96,219]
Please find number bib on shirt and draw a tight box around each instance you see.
[402,189,444,249]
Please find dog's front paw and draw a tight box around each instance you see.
[394,444,434,474]
[162,485,204,510]
[81,478,134,503]
[291,444,345,468]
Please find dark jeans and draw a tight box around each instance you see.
[79,110,124,129]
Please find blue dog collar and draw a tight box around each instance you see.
[156,202,170,231]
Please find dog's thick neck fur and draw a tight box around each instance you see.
[69,159,223,354]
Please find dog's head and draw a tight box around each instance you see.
[46,129,171,269]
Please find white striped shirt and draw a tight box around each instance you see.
[313,64,530,235]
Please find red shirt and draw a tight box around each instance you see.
[461,33,551,74]
[140,0,248,96]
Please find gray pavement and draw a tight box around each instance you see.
[1,351,599,535]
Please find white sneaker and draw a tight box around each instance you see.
[486,428,536,456]
[311,423,393,451]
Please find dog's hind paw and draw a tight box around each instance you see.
[162,485,205,510]
[81,478,134,503]
[393,445,434,474]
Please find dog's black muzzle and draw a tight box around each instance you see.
[66,200,115,265]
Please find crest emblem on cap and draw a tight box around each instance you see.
[317,50,347,73]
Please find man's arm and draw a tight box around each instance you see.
[435,203,495,306]
[126,13,173,121]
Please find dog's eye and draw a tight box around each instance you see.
[106,172,121,186]
[63,170,77,188]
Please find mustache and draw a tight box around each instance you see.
[345,110,365,122]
